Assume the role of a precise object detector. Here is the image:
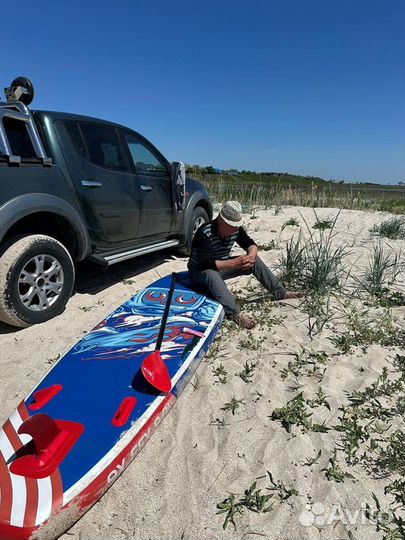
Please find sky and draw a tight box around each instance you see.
[1,0,404,184]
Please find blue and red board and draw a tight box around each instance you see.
[0,272,223,540]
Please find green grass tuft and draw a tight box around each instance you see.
[356,244,400,301]
[212,363,228,384]
[312,219,334,230]
[281,218,300,231]
[370,217,405,240]
[278,213,349,294]
[322,449,355,482]
[221,397,245,415]
[271,392,329,433]
[236,360,259,383]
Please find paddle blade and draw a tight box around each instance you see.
[141,351,172,393]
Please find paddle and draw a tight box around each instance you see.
[141,273,176,393]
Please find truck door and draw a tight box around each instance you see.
[120,131,173,239]
[56,121,141,245]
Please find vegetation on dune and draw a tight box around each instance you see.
[331,305,405,353]
[221,397,245,415]
[187,166,404,214]
[355,244,402,304]
[204,205,404,538]
[271,391,330,433]
[216,471,299,530]
[370,217,405,239]
[277,212,349,294]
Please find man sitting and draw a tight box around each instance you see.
[188,201,304,329]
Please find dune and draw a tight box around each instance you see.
[1,206,403,540]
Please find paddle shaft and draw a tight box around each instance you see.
[155,273,176,351]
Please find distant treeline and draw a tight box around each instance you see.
[185,165,403,188]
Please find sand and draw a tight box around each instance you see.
[1,206,403,540]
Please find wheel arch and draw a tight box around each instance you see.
[0,194,90,261]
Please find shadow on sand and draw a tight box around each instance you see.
[0,247,187,335]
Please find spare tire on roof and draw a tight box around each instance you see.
[10,76,34,105]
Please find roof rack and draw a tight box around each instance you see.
[0,77,52,166]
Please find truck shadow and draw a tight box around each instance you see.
[0,248,188,334]
[73,248,187,295]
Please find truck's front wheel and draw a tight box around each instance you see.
[0,235,75,328]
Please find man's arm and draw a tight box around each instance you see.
[237,228,256,251]
[246,244,258,265]
[191,231,248,271]
[215,256,247,270]
[191,228,217,270]
[216,229,257,271]
[237,228,257,267]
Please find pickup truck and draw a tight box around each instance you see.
[0,77,212,328]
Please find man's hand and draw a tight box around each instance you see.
[244,253,256,267]
[215,251,256,272]
[231,255,246,269]
[232,255,254,271]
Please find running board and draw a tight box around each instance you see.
[89,240,179,266]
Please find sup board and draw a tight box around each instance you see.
[0,272,223,540]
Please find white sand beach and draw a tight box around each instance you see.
[1,206,403,540]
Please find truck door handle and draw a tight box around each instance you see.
[81,179,103,188]
[140,185,153,191]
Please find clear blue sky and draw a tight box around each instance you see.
[2,0,404,183]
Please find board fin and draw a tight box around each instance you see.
[10,414,84,479]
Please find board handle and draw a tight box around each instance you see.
[29,384,63,410]
[112,397,137,427]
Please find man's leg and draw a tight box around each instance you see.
[189,269,240,317]
[252,256,287,300]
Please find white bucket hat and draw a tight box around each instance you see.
[219,201,243,227]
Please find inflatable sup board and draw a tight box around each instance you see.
[0,272,223,539]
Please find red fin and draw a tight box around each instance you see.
[10,414,84,479]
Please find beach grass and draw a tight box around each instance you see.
[356,244,400,301]
[370,216,405,239]
[277,213,349,294]
[195,173,405,214]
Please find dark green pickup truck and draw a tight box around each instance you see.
[0,77,212,327]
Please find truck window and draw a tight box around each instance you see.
[2,117,36,159]
[64,122,87,159]
[79,123,128,172]
[122,132,167,174]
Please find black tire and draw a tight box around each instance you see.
[179,207,209,256]
[0,235,75,328]
[10,76,34,105]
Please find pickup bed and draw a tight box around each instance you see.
[0,77,212,327]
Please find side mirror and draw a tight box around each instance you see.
[171,161,186,211]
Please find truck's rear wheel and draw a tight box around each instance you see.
[179,207,209,256]
[0,235,75,328]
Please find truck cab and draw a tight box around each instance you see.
[0,77,212,327]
